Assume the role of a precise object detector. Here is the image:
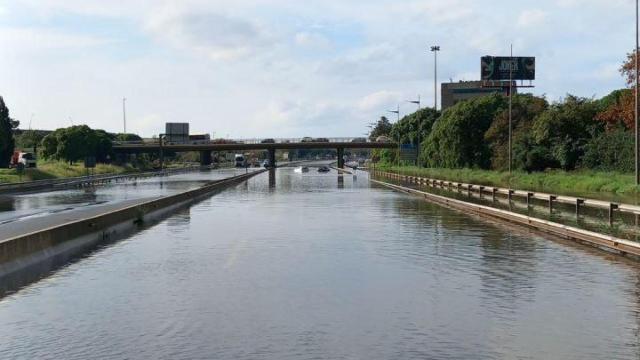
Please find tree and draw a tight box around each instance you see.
[368,116,392,141]
[484,94,548,170]
[531,95,602,170]
[595,89,633,130]
[115,133,142,142]
[422,94,507,169]
[390,107,440,145]
[620,49,639,86]
[0,96,16,167]
[39,125,113,164]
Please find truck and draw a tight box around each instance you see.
[10,151,37,168]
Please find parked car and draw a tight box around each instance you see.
[261,138,275,144]
[376,135,392,143]
[351,137,367,143]
[301,137,313,143]
[314,137,329,142]
[262,159,272,168]
[317,165,331,173]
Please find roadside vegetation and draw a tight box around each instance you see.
[370,50,640,197]
[0,160,135,183]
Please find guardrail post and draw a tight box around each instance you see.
[576,199,584,218]
[549,195,557,214]
[526,192,533,208]
[479,186,484,198]
[609,203,618,226]
[492,188,498,201]
[467,184,473,196]
[508,189,514,202]
[457,183,462,192]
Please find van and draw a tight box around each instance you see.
[234,154,247,167]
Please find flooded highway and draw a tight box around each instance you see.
[0,168,253,226]
[1,168,640,359]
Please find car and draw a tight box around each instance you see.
[301,137,313,143]
[262,159,272,168]
[317,165,330,173]
[314,137,329,142]
[376,135,392,143]
[351,137,367,143]
[261,138,275,144]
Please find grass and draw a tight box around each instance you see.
[375,165,640,197]
[0,160,136,184]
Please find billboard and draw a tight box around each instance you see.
[165,122,189,143]
[481,56,535,81]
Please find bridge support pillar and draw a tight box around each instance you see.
[268,148,276,168]
[200,151,212,166]
[337,147,345,168]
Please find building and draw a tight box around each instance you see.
[441,80,515,111]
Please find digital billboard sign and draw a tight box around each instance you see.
[481,56,535,81]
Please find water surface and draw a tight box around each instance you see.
[1,169,639,359]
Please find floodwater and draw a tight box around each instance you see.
[0,168,254,226]
[1,168,640,359]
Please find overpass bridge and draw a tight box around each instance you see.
[112,141,397,168]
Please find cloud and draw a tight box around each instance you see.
[517,9,548,28]
[294,32,331,50]
[357,91,400,111]
[145,8,273,61]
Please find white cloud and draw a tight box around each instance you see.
[357,91,400,111]
[294,32,331,50]
[144,7,274,61]
[517,9,548,28]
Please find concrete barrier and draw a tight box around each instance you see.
[0,170,265,276]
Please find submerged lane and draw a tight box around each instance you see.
[0,169,639,359]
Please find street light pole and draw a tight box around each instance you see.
[633,0,640,185]
[509,44,513,175]
[388,105,401,168]
[122,97,127,135]
[431,46,440,110]
[407,96,421,165]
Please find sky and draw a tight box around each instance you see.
[0,0,635,138]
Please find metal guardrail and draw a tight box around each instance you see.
[0,166,204,194]
[372,170,640,224]
[370,176,640,258]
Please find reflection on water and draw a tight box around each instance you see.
[0,169,639,359]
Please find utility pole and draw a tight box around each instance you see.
[509,44,513,175]
[388,105,401,168]
[431,46,440,110]
[633,0,640,185]
[123,97,127,135]
[407,96,421,165]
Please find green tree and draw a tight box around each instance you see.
[390,107,440,145]
[368,116,393,141]
[0,96,16,167]
[581,126,634,172]
[422,94,507,169]
[39,125,113,164]
[531,95,602,170]
[484,94,548,170]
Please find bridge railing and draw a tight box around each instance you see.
[114,137,373,146]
